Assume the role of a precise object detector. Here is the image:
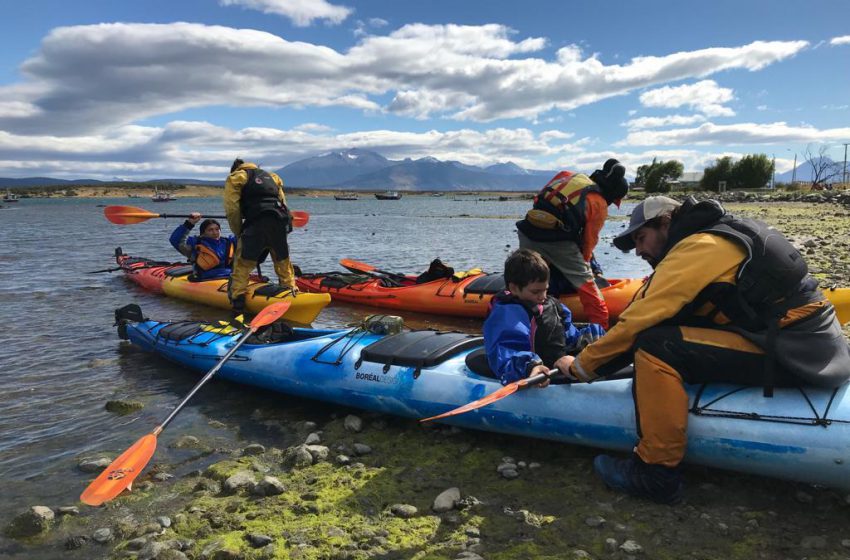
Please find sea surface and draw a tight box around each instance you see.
[0,195,648,556]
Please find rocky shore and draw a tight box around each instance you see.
[5,199,850,560]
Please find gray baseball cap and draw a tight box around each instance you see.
[613,196,681,251]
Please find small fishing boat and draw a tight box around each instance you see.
[375,191,402,200]
[151,187,175,202]
[334,193,359,201]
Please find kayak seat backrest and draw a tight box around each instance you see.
[157,321,203,341]
[358,330,484,379]
[165,265,194,277]
[254,283,295,298]
[465,273,506,295]
[464,348,497,379]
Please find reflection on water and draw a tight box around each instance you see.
[0,196,648,552]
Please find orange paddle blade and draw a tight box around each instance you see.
[420,383,521,423]
[80,433,157,506]
[249,301,291,331]
[104,205,160,225]
[291,211,309,228]
[339,258,376,273]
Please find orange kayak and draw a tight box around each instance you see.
[296,264,641,322]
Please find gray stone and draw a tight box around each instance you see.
[253,475,286,496]
[433,487,461,512]
[344,415,363,433]
[171,435,200,449]
[247,533,274,547]
[157,516,172,528]
[619,540,643,554]
[496,462,518,473]
[572,550,593,560]
[126,537,148,551]
[156,550,189,560]
[304,432,321,445]
[352,443,372,456]
[604,538,618,553]
[501,456,515,463]
[528,462,541,469]
[389,504,418,518]
[153,472,174,482]
[105,399,144,414]
[841,539,850,548]
[4,506,55,538]
[243,443,266,456]
[327,527,347,538]
[306,445,330,462]
[456,552,484,560]
[138,541,171,560]
[500,468,519,479]
[223,470,257,493]
[92,527,113,543]
[283,444,314,468]
[336,454,351,465]
[133,522,164,537]
[208,420,227,429]
[584,515,606,527]
[78,457,112,473]
[57,506,80,516]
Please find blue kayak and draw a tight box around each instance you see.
[118,309,850,490]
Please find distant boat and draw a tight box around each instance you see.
[151,186,175,202]
[430,192,445,197]
[334,193,359,201]
[3,190,19,203]
[375,191,402,200]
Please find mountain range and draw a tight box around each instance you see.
[274,149,554,190]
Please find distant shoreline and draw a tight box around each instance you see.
[4,184,536,199]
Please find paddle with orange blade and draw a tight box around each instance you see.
[80,301,291,506]
[103,205,309,228]
[420,368,558,423]
[339,258,411,282]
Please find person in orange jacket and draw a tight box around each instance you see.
[516,158,629,329]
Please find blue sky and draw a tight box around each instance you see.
[1,0,849,180]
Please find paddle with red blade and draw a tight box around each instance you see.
[420,368,558,423]
[80,301,291,506]
[339,258,411,282]
[103,205,309,228]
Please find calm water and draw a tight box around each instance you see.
[0,195,647,556]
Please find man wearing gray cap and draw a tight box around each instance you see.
[559,196,850,504]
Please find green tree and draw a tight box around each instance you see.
[636,158,683,193]
[732,154,773,189]
[701,156,734,191]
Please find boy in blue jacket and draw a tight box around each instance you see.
[169,212,237,280]
[484,248,605,386]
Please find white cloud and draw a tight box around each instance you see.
[0,23,808,137]
[219,0,352,26]
[621,121,850,146]
[0,121,586,179]
[756,105,768,111]
[623,114,707,130]
[830,35,850,46]
[639,80,735,117]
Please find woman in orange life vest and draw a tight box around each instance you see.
[516,158,629,329]
[169,212,236,280]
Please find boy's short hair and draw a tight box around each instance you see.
[504,249,549,288]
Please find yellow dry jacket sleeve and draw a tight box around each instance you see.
[571,233,747,380]
[224,170,247,236]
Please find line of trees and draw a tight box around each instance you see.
[700,154,773,191]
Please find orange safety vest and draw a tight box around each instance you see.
[525,171,600,235]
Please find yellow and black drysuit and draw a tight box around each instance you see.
[570,198,850,467]
[224,162,296,308]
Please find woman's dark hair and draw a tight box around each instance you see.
[504,249,549,289]
[200,219,220,234]
[230,158,245,173]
